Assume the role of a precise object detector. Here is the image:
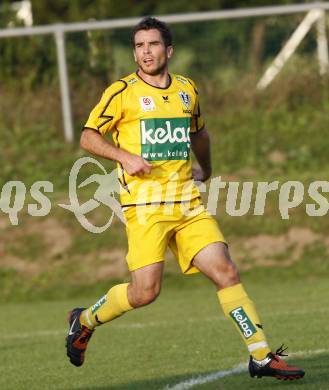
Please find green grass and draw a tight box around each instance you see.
[1,273,328,390]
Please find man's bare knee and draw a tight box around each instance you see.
[128,262,163,308]
[128,279,161,308]
[215,260,240,287]
[130,285,160,307]
[192,243,240,289]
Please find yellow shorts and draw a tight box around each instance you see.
[124,199,226,274]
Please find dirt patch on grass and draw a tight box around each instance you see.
[230,227,325,270]
[0,215,130,282]
[0,216,9,230]
[267,149,287,164]
[0,217,327,281]
[70,249,129,283]
[0,217,72,275]
[27,218,72,257]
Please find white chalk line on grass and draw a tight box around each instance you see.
[162,363,248,390]
[289,348,329,358]
[162,348,329,390]
[2,306,329,340]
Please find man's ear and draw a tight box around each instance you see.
[133,50,137,62]
[167,46,173,59]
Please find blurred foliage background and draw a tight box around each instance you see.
[1,0,328,185]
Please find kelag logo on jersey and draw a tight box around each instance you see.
[140,117,191,161]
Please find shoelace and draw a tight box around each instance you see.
[275,344,289,357]
[270,344,289,362]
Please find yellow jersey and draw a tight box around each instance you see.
[84,72,205,207]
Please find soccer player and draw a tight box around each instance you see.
[66,17,304,381]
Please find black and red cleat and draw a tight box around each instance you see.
[66,307,94,367]
[249,345,305,380]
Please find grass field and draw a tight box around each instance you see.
[1,272,328,390]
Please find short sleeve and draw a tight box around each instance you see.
[188,79,205,134]
[84,80,127,136]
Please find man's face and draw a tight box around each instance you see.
[133,29,173,76]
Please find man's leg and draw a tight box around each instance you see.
[192,242,304,380]
[81,262,163,327]
[192,242,270,361]
[66,262,163,366]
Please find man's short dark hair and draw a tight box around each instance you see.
[131,17,173,48]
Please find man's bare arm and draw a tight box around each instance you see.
[190,128,212,182]
[80,129,151,177]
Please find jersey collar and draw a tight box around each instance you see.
[135,70,173,90]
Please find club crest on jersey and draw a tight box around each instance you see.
[178,91,191,109]
[139,96,156,112]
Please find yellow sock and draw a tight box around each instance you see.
[80,283,133,329]
[217,283,271,360]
